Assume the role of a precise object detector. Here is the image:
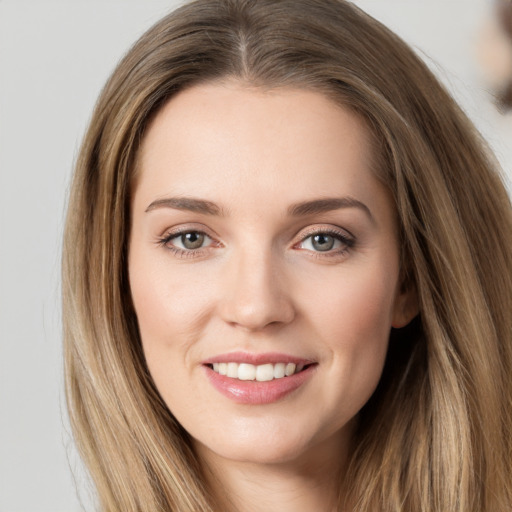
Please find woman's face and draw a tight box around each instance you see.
[129,82,415,466]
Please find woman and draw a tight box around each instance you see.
[62,0,512,510]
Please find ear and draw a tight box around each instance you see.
[391,284,419,329]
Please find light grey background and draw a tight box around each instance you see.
[0,1,510,511]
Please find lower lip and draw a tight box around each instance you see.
[204,365,316,405]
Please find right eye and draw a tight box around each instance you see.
[157,229,217,257]
[168,231,212,250]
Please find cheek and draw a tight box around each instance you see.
[301,262,398,405]
[128,250,214,416]
[303,260,398,342]
[128,247,212,359]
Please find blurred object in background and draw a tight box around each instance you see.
[497,0,512,110]
[478,0,512,112]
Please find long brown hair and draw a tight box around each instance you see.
[63,1,512,510]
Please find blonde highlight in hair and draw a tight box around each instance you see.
[63,1,512,510]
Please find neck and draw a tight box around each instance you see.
[197,431,352,512]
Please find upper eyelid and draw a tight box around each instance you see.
[160,223,219,239]
[294,224,355,241]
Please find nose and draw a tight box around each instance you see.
[218,248,296,331]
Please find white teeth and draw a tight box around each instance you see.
[227,362,238,378]
[285,363,296,376]
[256,363,274,382]
[273,363,285,379]
[210,361,307,381]
[238,363,256,381]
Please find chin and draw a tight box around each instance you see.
[199,440,311,467]
[192,414,350,467]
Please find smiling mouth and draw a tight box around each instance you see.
[206,362,314,382]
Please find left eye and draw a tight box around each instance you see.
[299,233,347,252]
[168,231,212,250]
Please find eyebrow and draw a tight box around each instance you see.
[145,195,373,222]
[145,197,225,216]
[287,197,374,222]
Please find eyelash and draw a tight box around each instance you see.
[156,229,218,259]
[294,228,355,259]
[156,227,355,259]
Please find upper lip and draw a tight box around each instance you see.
[202,351,315,366]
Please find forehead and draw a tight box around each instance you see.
[134,82,387,215]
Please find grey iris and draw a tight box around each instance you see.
[312,234,335,251]
[182,232,205,249]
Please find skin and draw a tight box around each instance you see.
[478,10,512,90]
[128,81,417,512]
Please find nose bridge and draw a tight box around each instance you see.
[220,242,295,330]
